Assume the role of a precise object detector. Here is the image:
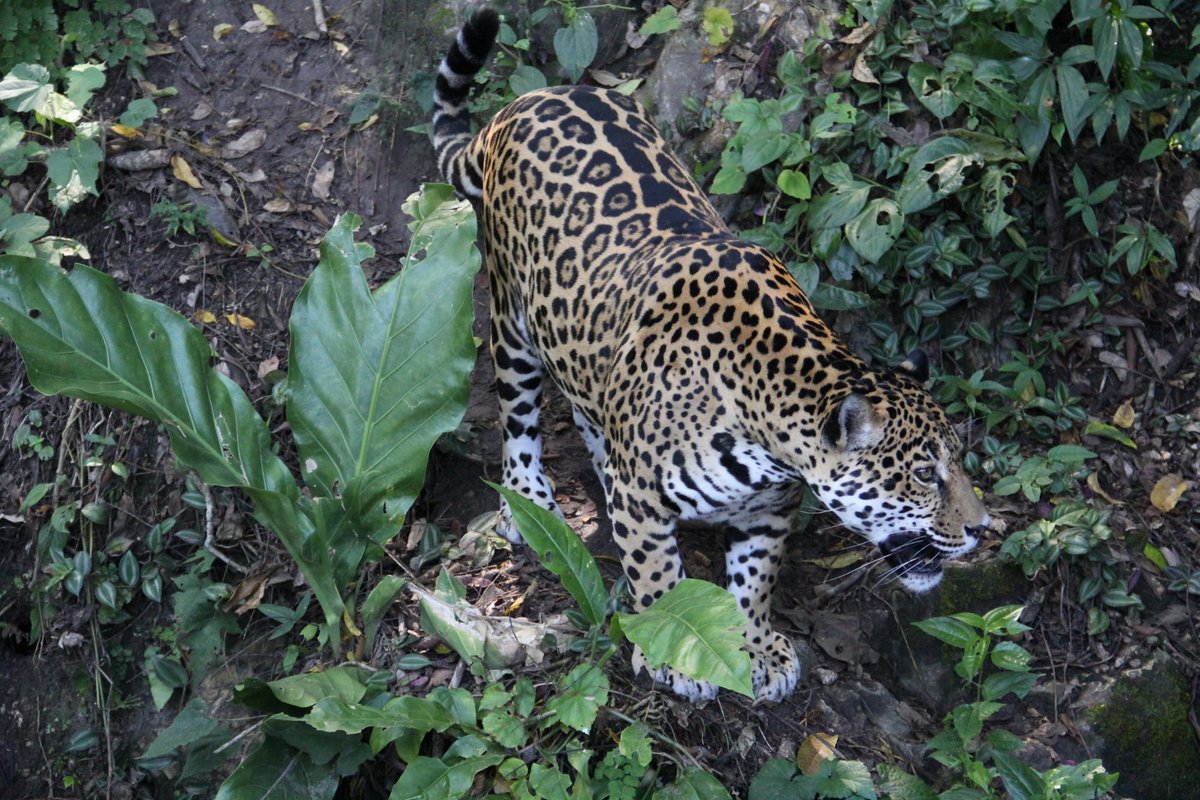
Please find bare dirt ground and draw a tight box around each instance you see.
[0,1,1198,798]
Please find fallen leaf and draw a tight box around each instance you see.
[208,228,239,247]
[263,198,293,213]
[1087,472,1123,505]
[311,160,335,199]
[194,309,217,324]
[257,356,280,379]
[110,123,142,138]
[252,4,279,26]
[213,23,235,41]
[852,52,879,84]
[1113,400,1136,429]
[333,40,350,55]
[222,128,267,159]
[241,20,268,34]
[1150,473,1189,513]
[192,99,214,121]
[226,313,257,330]
[225,572,270,614]
[797,733,838,776]
[588,69,624,87]
[1084,420,1136,449]
[168,19,182,37]
[171,155,203,188]
[238,167,267,183]
[342,606,363,637]
[839,23,875,44]
[145,43,177,57]
[1143,542,1168,571]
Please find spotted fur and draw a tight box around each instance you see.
[433,9,990,702]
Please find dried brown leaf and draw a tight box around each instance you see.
[797,733,838,775]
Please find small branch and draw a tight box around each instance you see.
[313,0,328,34]
[261,83,320,108]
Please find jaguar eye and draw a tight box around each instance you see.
[914,465,936,484]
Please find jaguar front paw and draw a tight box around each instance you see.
[632,647,719,702]
[750,630,802,702]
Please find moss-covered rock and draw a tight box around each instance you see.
[869,557,1030,713]
[1083,654,1200,800]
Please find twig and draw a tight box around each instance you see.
[313,0,328,34]
[261,84,320,108]
[1133,326,1166,380]
[214,718,266,754]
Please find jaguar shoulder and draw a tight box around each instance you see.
[431,8,990,702]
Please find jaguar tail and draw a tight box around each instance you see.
[432,8,500,199]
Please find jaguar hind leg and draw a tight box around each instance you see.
[492,315,562,543]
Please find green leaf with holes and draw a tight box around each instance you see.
[618,579,753,697]
[845,198,902,264]
[492,484,608,628]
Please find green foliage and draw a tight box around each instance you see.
[1001,499,1142,635]
[898,605,1118,799]
[151,199,207,238]
[703,0,1195,445]
[639,6,680,37]
[0,61,106,235]
[0,187,481,655]
[992,444,1095,503]
[749,757,876,799]
[206,660,726,799]
[617,579,754,697]
[1,0,154,78]
[553,9,598,83]
[494,484,609,628]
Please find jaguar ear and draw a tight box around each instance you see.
[824,393,884,452]
[899,348,930,384]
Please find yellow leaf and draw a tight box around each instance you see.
[333,40,350,55]
[208,228,239,247]
[253,4,279,26]
[144,42,177,57]
[797,733,838,776]
[110,123,142,138]
[342,605,363,637]
[1150,473,1189,513]
[194,309,217,324]
[1086,472,1122,505]
[213,22,235,41]
[1113,400,1135,429]
[171,155,203,188]
[225,313,257,330]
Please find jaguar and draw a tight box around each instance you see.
[431,8,990,701]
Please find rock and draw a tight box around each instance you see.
[869,559,1030,715]
[1077,653,1200,800]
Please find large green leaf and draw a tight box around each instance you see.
[388,755,505,800]
[493,485,608,627]
[215,737,338,800]
[618,579,753,697]
[0,256,295,494]
[553,11,598,83]
[287,191,479,544]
